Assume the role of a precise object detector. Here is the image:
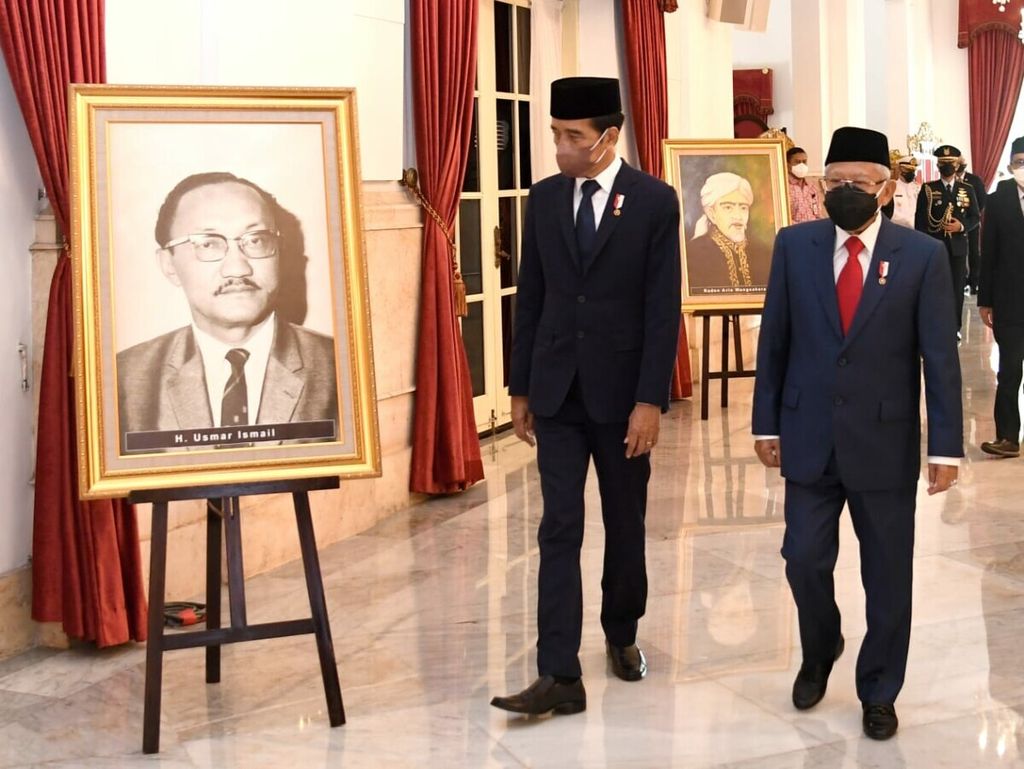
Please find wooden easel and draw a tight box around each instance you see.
[693,309,760,420]
[129,477,344,754]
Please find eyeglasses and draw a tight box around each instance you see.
[1010,159,1024,169]
[162,229,280,262]
[822,177,889,193]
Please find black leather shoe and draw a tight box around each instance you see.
[792,635,844,710]
[606,642,647,681]
[981,438,1020,458]
[863,702,898,740]
[490,676,586,715]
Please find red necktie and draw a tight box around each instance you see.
[836,236,865,335]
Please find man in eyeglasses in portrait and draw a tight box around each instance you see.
[116,172,338,452]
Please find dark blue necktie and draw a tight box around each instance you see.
[222,348,250,427]
[575,179,600,257]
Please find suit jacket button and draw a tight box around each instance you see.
[577,295,586,303]
[576,331,585,339]
[833,396,844,406]
[837,357,848,367]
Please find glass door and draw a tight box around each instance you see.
[459,0,532,433]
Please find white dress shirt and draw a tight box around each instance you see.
[573,155,623,227]
[891,178,921,228]
[1018,185,1024,216]
[192,312,276,427]
[756,213,958,466]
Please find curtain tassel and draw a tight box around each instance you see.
[453,271,468,317]
[400,167,467,317]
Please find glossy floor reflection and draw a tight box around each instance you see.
[3,298,1024,768]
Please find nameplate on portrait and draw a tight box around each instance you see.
[124,420,337,453]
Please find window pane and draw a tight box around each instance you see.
[516,6,531,95]
[463,99,480,193]
[458,199,483,295]
[497,99,516,190]
[518,101,532,188]
[495,1,513,93]
[462,301,486,397]
[501,294,516,388]
[498,196,519,288]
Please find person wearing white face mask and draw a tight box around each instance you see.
[787,146,822,223]
[492,76,681,717]
[978,136,1024,458]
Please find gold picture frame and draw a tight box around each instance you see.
[662,138,791,311]
[69,85,380,499]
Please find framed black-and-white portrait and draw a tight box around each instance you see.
[69,85,379,498]
[662,138,791,311]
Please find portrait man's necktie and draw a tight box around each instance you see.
[221,348,250,427]
[836,236,865,335]
[575,179,600,257]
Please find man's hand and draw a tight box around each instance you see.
[927,463,959,495]
[980,306,994,328]
[755,439,781,468]
[624,403,661,458]
[942,219,964,234]
[511,395,535,447]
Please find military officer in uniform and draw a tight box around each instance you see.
[956,157,987,295]
[915,144,980,334]
[891,155,921,229]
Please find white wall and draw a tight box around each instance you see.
[0,59,42,575]
[733,0,794,135]
[105,0,407,181]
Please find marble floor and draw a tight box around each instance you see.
[3,298,1024,768]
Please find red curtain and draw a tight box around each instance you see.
[958,0,1022,48]
[968,29,1024,189]
[621,0,692,399]
[408,0,485,493]
[0,0,147,646]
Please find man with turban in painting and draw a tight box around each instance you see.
[686,171,771,293]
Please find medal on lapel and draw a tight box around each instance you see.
[612,193,624,217]
[878,260,889,286]
[955,186,970,210]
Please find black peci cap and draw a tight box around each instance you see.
[1011,136,1024,156]
[825,126,890,168]
[550,77,622,120]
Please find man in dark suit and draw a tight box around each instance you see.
[116,172,338,453]
[753,127,963,740]
[957,158,988,294]
[491,78,680,716]
[914,144,981,334]
[978,136,1024,458]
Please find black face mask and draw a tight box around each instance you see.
[938,163,957,178]
[824,186,880,232]
[901,171,916,183]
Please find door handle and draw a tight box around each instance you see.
[494,225,511,268]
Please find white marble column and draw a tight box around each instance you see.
[665,4,734,139]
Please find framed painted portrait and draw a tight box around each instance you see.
[69,85,380,499]
[662,138,791,311]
